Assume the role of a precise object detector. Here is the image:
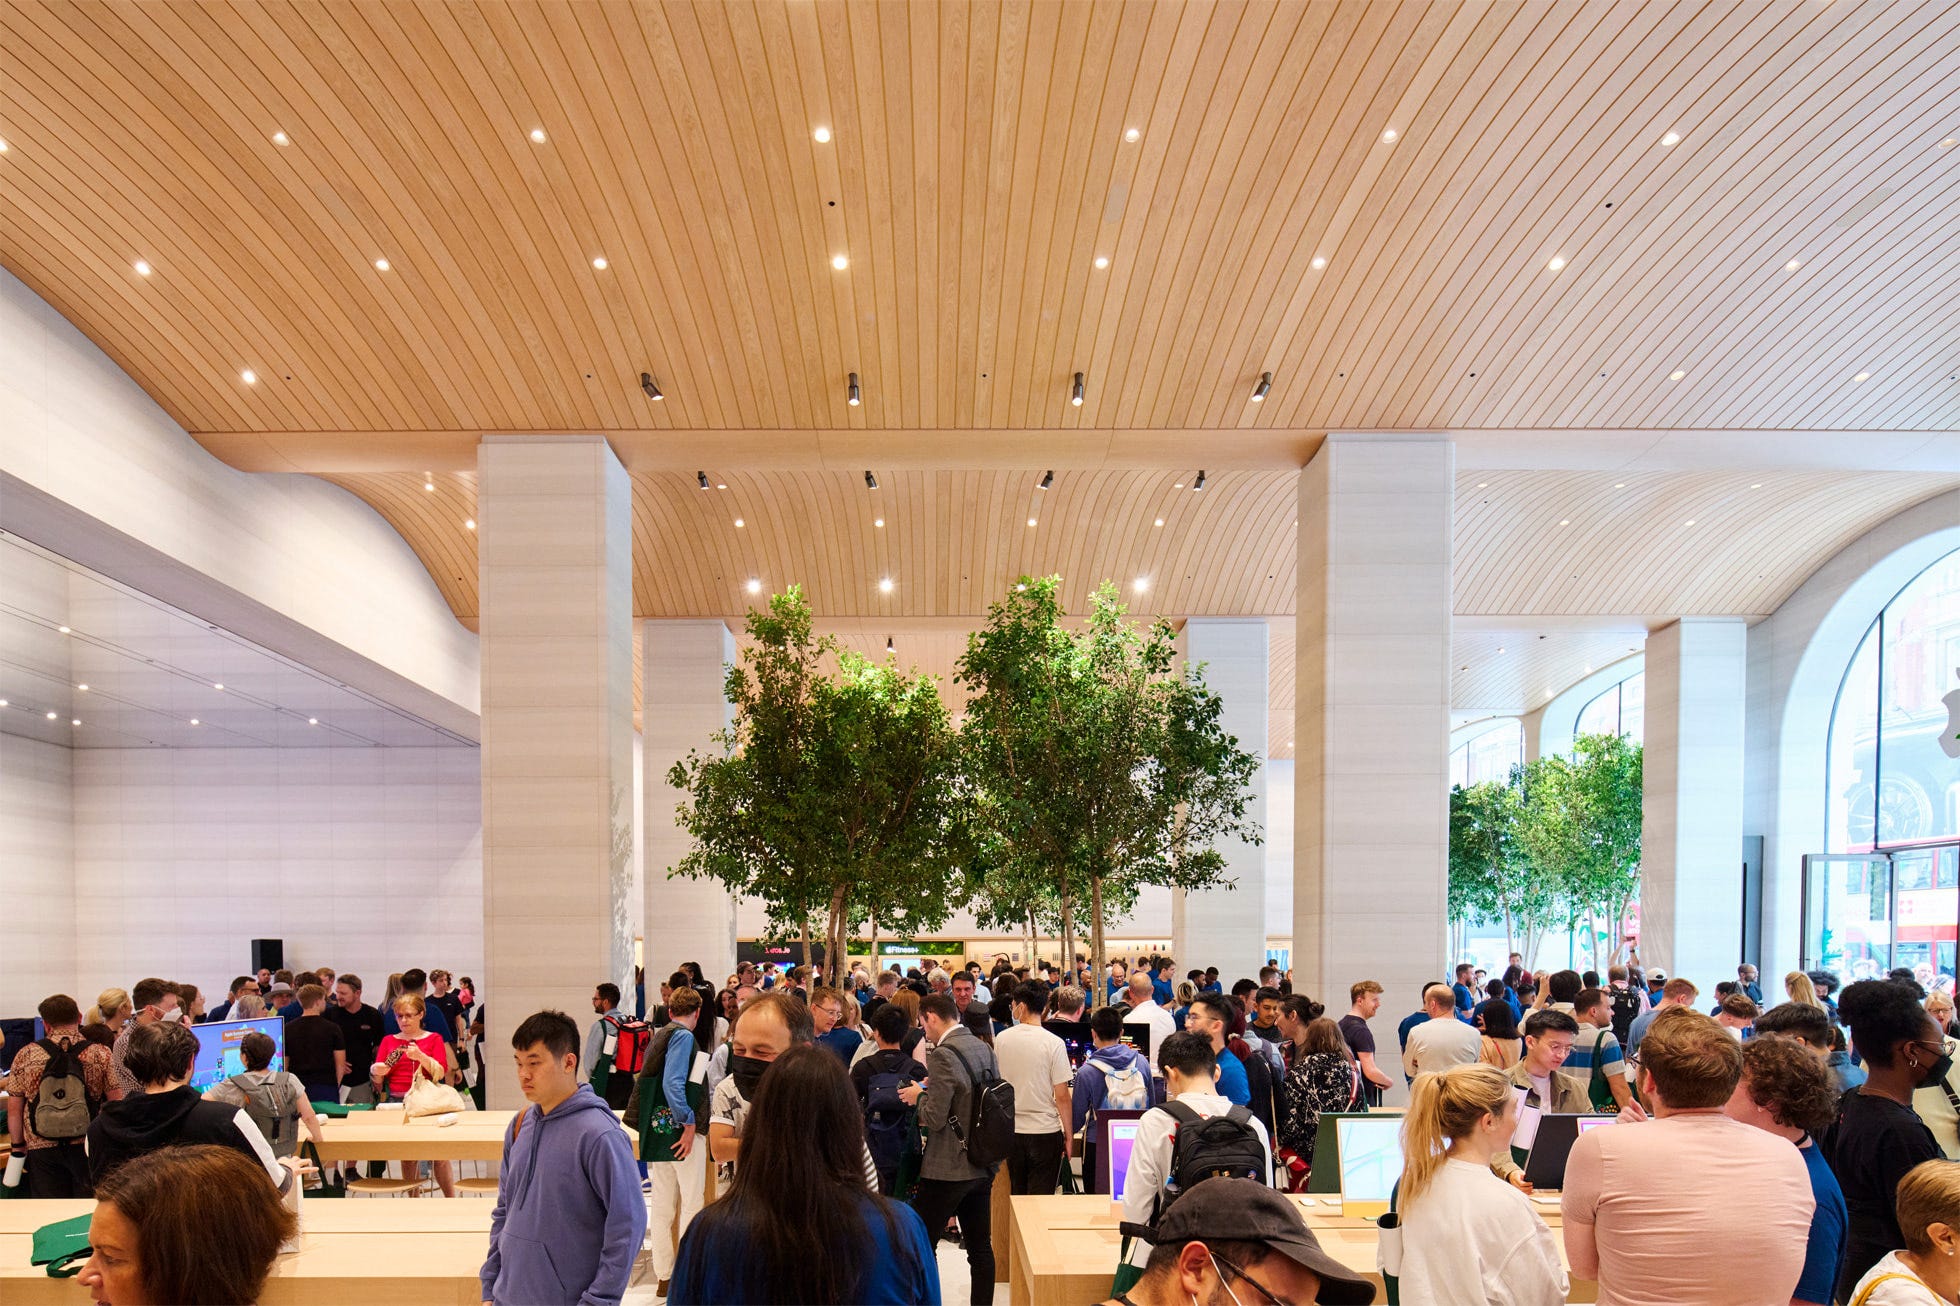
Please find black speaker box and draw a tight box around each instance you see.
[251,938,284,972]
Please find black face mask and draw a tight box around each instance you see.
[731,1053,771,1099]
[1915,1047,1956,1090]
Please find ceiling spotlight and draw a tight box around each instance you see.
[1942,138,1959,149]
[134,260,152,276]
[747,578,762,594]
[1547,256,1566,271]
[77,684,88,692]
[1133,577,1149,593]
[886,637,894,653]
[813,125,832,143]
[1124,127,1141,143]
[1750,483,1762,489]
[1039,470,1053,490]
[530,127,547,143]
[1193,470,1207,491]
[1785,259,1802,271]
[1558,519,1570,526]
[878,577,894,594]
[831,254,849,270]
[641,372,664,401]
[1094,256,1110,269]
[423,480,435,492]
[1154,518,1164,527]
[241,369,257,385]
[1028,517,1038,527]
[58,626,71,634]
[734,518,745,528]
[0,138,10,152]
[1684,519,1697,526]
[214,683,224,691]
[1071,372,1085,406]
[70,718,80,726]
[1310,256,1327,270]
[591,256,608,270]
[1669,370,1686,380]
[46,711,57,720]
[848,372,861,406]
[717,482,727,489]
[874,517,884,528]
[0,699,7,706]
[1660,131,1681,146]
[190,718,200,726]
[374,258,390,271]
[464,519,475,530]
[1381,128,1398,143]
[865,470,878,490]
[697,471,710,489]
[308,717,318,725]
[1251,372,1272,402]
[271,130,289,146]
[1854,372,1871,382]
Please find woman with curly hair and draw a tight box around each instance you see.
[1727,1033,1849,1306]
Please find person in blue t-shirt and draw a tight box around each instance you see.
[670,1044,938,1305]
[1152,959,1176,1007]
[1451,964,1479,1022]
[1724,1035,1847,1306]
[1184,994,1252,1106]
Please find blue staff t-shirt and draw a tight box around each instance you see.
[1213,1047,1251,1107]
[1796,1136,1848,1306]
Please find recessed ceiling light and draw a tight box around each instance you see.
[134,260,152,276]
[1497,647,1505,655]
[1558,519,1570,526]
[591,256,608,270]
[1310,256,1327,270]
[813,125,832,143]
[530,128,547,144]
[1381,128,1398,143]
[46,711,57,720]
[214,683,224,691]
[1547,256,1566,271]
[271,130,289,146]
[874,517,884,528]
[1660,131,1681,146]
[1750,483,1762,490]
[58,626,71,634]
[1124,127,1141,142]
[1133,578,1149,593]
[1613,482,1625,488]
[832,254,849,270]
[70,718,80,726]
[1154,518,1164,527]
[1028,518,1037,527]
[423,480,435,492]
[1476,482,1488,489]
[1940,138,1958,149]
[734,517,745,528]
[77,684,88,691]
[308,717,318,726]
[0,138,9,152]
[747,578,762,594]
[717,483,727,489]
[1785,259,1802,271]
[464,518,475,530]
[374,258,390,271]
[1669,370,1686,381]
[1854,372,1871,381]
[879,577,894,593]
[0,699,7,707]
[1174,483,1184,489]
[1093,256,1110,269]
[1684,519,1697,526]
[190,718,200,726]
[241,369,258,384]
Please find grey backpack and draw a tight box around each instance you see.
[30,1040,95,1140]
[229,1073,301,1158]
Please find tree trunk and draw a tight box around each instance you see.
[800,917,812,971]
[1090,875,1108,999]
[1502,903,1517,964]
[869,912,880,974]
[825,882,849,988]
[1058,875,1076,988]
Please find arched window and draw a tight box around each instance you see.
[1827,548,1960,852]
[1450,718,1523,789]
[1574,672,1645,744]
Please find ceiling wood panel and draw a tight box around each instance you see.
[5,0,1958,463]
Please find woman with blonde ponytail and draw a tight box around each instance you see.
[1393,1064,1566,1305]
[80,987,132,1049]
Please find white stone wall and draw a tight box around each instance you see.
[2,735,76,1011]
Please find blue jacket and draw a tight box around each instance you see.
[1071,1042,1159,1136]
[481,1084,648,1306]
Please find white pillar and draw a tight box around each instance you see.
[642,619,740,987]
[1173,619,1270,978]
[1294,435,1453,1087]
[1641,618,1747,987]
[478,436,636,1104]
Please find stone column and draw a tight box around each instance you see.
[477,436,635,1104]
[1173,618,1270,980]
[1641,618,1747,985]
[1294,435,1453,1091]
[642,619,740,988]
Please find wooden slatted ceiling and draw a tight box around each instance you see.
[3,0,1957,464]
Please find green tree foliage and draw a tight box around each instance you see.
[958,577,1263,984]
[666,587,970,986]
[1511,733,1644,970]
[1449,778,1560,968]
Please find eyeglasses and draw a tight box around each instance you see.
[1211,1253,1287,1306]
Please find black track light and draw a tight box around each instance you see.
[697,471,710,490]
[847,372,861,406]
[1251,372,1272,402]
[641,372,664,401]
[1038,470,1053,491]
[865,470,878,490]
[1071,372,1085,406]
[886,636,894,653]
[1193,470,1207,491]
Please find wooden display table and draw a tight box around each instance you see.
[311,1107,637,1163]
[2,1198,494,1305]
[1007,1193,1598,1306]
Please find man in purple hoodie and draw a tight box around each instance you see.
[481,1010,647,1306]
[1071,1004,1161,1137]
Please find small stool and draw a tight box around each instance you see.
[348,1176,425,1198]
[456,1176,499,1197]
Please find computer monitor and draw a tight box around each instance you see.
[188,1016,286,1093]
[1088,1109,1149,1197]
[1305,1111,1371,1193]
[1522,1113,1606,1191]
[1334,1115,1405,1218]
[1121,1021,1154,1060]
[1045,1019,1094,1069]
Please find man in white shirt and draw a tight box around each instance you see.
[1123,972,1178,1072]
[993,980,1073,1194]
[1404,983,1485,1078]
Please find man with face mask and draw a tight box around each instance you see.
[110,977,182,1099]
[1097,1177,1373,1306]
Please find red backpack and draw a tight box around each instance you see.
[605,1013,654,1075]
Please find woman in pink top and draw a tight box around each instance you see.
[370,993,455,1196]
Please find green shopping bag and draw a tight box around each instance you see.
[31,1212,92,1277]
[311,1101,374,1118]
[302,1142,346,1198]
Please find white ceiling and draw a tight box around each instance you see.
[0,533,474,750]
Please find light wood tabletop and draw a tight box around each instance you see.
[308,1107,638,1163]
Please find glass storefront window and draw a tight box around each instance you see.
[1450,719,1523,788]
[1574,672,1645,744]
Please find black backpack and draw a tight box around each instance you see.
[945,1038,1015,1170]
[1609,987,1642,1045]
[1160,1101,1267,1211]
[862,1061,914,1176]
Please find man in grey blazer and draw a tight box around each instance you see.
[898,992,1001,1305]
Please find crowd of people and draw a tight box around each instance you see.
[11,949,1960,1303]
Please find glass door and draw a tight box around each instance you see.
[1890,845,1960,992]
[1802,853,1894,984]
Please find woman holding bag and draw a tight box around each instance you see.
[1387,1064,1565,1305]
[371,993,456,1196]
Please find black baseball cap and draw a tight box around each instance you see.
[1119,1178,1375,1303]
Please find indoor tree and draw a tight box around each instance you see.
[666,587,971,985]
[1511,733,1644,970]
[957,577,1263,986]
